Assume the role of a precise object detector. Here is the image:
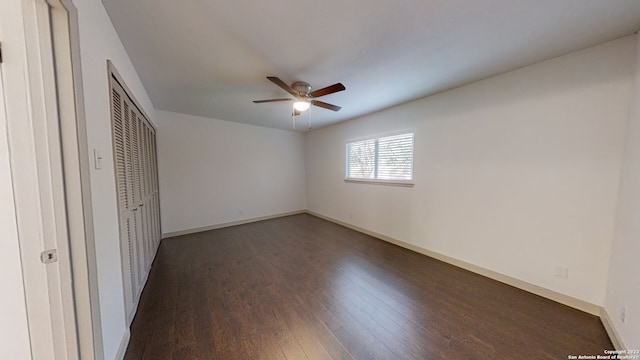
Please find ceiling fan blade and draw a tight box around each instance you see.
[253,98,292,103]
[312,100,342,112]
[267,76,298,96]
[309,83,345,98]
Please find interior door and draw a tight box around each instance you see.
[0,39,35,360]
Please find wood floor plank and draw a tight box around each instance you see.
[125,214,613,359]
[280,335,310,360]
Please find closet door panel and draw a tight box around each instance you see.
[110,70,162,324]
[111,84,134,316]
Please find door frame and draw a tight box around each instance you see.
[53,0,104,358]
[0,0,102,358]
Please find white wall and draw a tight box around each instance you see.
[72,0,156,358]
[605,33,640,349]
[306,36,636,307]
[156,111,306,235]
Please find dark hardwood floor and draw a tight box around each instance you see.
[124,214,612,359]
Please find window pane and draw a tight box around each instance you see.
[377,133,413,180]
[347,139,376,179]
[346,132,414,182]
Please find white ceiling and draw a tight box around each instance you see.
[102,0,640,131]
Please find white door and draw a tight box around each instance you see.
[110,70,162,325]
[0,0,84,358]
[0,41,35,360]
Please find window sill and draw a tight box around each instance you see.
[344,179,414,187]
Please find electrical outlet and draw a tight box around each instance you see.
[238,209,244,216]
[554,266,569,279]
[621,306,627,324]
[349,213,353,220]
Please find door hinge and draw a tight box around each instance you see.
[41,249,58,264]
[0,43,3,63]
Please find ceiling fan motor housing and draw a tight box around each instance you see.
[292,81,312,97]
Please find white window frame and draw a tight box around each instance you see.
[344,130,415,187]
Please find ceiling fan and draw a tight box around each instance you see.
[253,76,345,116]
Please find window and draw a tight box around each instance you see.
[346,131,414,184]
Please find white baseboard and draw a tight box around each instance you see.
[600,307,626,350]
[115,328,130,360]
[162,210,306,238]
[306,210,602,316]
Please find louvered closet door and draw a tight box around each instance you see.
[111,84,134,316]
[141,123,153,271]
[132,107,147,284]
[111,73,161,324]
[150,134,160,250]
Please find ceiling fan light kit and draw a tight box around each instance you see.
[253,76,345,116]
[293,100,311,111]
